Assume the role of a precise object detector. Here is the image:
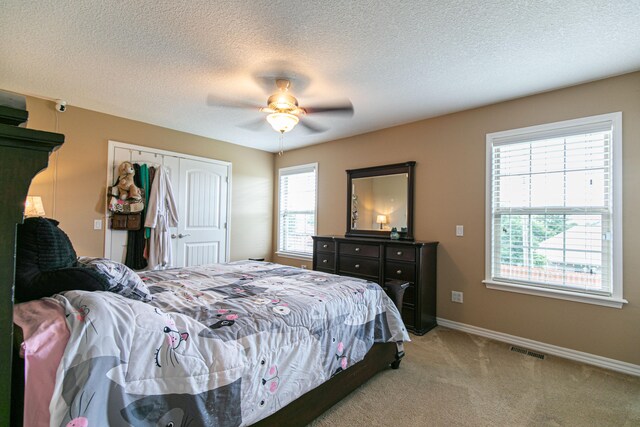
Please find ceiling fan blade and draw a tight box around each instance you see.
[303,101,354,116]
[298,117,328,134]
[206,94,262,110]
[237,118,269,132]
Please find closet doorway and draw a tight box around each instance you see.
[104,141,231,268]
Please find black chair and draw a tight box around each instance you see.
[383,279,410,369]
[383,279,410,311]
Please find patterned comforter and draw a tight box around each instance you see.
[49,261,410,426]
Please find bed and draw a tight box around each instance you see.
[17,262,408,426]
[14,260,408,426]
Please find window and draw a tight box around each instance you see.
[485,113,625,308]
[277,163,318,259]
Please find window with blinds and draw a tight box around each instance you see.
[485,113,624,307]
[278,163,317,257]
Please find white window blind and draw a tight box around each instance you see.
[278,163,317,257]
[486,113,623,306]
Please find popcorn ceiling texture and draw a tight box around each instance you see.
[1,0,639,152]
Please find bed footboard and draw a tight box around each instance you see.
[254,341,400,426]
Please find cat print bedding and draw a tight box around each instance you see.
[48,261,409,426]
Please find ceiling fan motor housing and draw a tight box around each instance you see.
[267,93,299,112]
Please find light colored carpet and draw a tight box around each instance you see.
[310,327,640,426]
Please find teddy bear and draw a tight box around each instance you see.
[116,161,142,200]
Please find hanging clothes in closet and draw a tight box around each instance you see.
[145,166,178,270]
[145,166,156,239]
[124,163,148,270]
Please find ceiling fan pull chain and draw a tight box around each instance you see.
[278,132,284,156]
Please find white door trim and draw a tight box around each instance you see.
[104,140,232,263]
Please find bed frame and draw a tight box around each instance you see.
[255,342,402,426]
[2,105,403,426]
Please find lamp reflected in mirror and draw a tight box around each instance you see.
[25,195,45,217]
[376,214,387,230]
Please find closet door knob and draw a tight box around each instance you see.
[354,247,360,252]
[355,264,360,269]
[178,233,191,238]
[322,259,328,263]
[323,244,328,248]
[396,251,403,256]
[396,270,402,275]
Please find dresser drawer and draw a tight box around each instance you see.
[339,255,379,278]
[315,239,335,253]
[385,261,416,282]
[339,242,379,258]
[316,253,335,269]
[386,246,416,262]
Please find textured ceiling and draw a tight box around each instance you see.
[1,1,639,152]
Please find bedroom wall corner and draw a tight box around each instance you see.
[24,96,274,262]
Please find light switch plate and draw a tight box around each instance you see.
[94,219,102,230]
[451,291,464,303]
[456,225,464,236]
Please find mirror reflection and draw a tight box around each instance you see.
[351,173,408,231]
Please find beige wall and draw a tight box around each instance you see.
[274,71,640,365]
[25,96,274,261]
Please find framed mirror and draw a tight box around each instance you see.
[346,161,415,240]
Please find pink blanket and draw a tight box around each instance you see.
[14,299,70,427]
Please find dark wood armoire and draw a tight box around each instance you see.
[0,102,63,425]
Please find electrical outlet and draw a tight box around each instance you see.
[456,225,464,237]
[93,219,102,230]
[451,291,464,303]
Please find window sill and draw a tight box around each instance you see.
[275,251,313,261]
[483,280,628,309]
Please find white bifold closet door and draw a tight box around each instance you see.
[105,141,230,268]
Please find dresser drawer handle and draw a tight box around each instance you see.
[354,247,360,252]
[355,264,360,269]
[396,270,402,275]
[323,244,328,248]
[396,251,403,256]
[322,259,328,263]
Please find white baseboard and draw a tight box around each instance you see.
[436,317,640,377]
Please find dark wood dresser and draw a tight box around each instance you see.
[312,236,438,335]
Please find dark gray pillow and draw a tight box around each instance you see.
[77,257,152,302]
[15,217,109,302]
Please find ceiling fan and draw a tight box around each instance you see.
[208,78,354,134]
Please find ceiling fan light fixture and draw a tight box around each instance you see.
[266,112,299,133]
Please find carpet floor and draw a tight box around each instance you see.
[309,327,640,426]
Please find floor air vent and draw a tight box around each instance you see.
[510,346,545,360]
